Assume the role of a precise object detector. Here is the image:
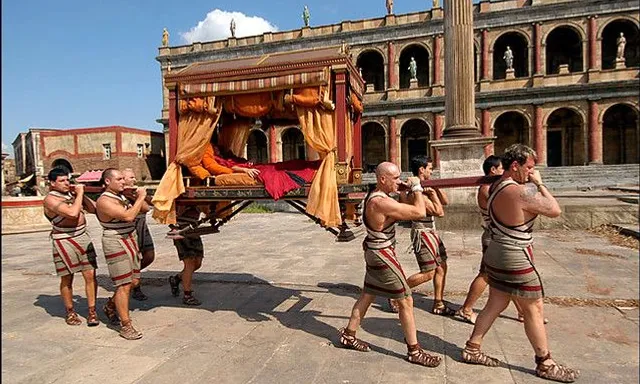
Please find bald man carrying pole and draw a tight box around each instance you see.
[338,162,441,368]
[122,168,155,301]
[96,168,149,340]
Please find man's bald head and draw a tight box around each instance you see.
[375,162,398,179]
[122,168,137,187]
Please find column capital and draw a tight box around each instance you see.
[588,14,598,19]
[588,97,601,103]
[533,101,545,106]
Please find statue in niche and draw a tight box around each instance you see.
[408,57,418,80]
[230,18,236,38]
[358,67,363,78]
[503,46,514,70]
[617,32,627,60]
[386,0,393,15]
[162,28,169,47]
[302,5,310,27]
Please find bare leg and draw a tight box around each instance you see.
[514,297,549,357]
[81,269,97,308]
[346,292,376,332]
[113,282,133,323]
[181,257,202,292]
[395,296,418,345]
[468,287,511,345]
[460,272,488,314]
[433,262,448,302]
[406,270,435,289]
[60,274,74,311]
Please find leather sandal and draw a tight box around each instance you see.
[432,301,456,316]
[65,309,82,326]
[103,298,119,324]
[407,345,441,367]
[535,352,579,383]
[338,328,370,352]
[119,320,143,340]
[455,308,477,324]
[87,306,100,327]
[461,341,502,367]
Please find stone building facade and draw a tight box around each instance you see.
[12,126,166,187]
[156,0,639,172]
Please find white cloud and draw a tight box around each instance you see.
[181,9,279,44]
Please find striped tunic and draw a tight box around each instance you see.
[98,191,141,286]
[45,191,97,276]
[410,213,447,273]
[484,178,544,298]
[361,191,410,299]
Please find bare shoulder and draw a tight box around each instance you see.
[518,183,539,200]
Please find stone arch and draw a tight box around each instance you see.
[602,104,639,164]
[356,49,385,92]
[398,43,430,89]
[492,31,529,79]
[281,127,306,161]
[362,122,387,173]
[600,19,640,69]
[545,25,584,74]
[545,107,586,166]
[51,158,73,175]
[492,111,531,155]
[400,119,431,172]
[246,129,268,164]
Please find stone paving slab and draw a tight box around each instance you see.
[2,213,639,383]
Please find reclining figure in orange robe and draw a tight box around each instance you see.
[187,142,260,186]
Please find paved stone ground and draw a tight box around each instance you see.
[2,213,639,384]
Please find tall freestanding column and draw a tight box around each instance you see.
[430,0,493,204]
[443,0,479,138]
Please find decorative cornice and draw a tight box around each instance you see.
[362,80,640,116]
[157,0,638,68]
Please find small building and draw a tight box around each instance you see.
[1,154,17,195]
[12,126,166,189]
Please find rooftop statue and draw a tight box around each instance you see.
[302,5,310,27]
[162,28,169,47]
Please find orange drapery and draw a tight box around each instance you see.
[219,118,252,156]
[293,87,341,227]
[152,97,222,224]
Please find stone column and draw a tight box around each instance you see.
[433,35,442,85]
[269,125,278,163]
[481,29,489,81]
[387,42,396,89]
[433,113,443,167]
[481,109,492,157]
[588,100,602,164]
[588,16,598,70]
[533,104,546,165]
[534,23,542,75]
[389,116,398,166]
[442,0,478,138]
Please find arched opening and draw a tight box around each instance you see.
[362,122,387,173]
[601,19,640,69]
[246,129,268,164]
[399,44,430,89]
[281,127,306,161]
[603,104,639,164]
[493,112,530,155]
[493,32,529,79]
[546,108,586,167]
[545,26,584,74]
[356,51,385,92]
[51,158,73,175]
[400,119,430,172]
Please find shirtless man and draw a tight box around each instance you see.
[96,168,149,340]
[461,145,579,383]
[122,168,155,301]
[338,162,441,368]
[43,167,99,327]
[390,156,453,316]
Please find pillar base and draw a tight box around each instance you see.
[430,136,494,204]
[442,125,482,139]
[431,85,444,96]
[409,78,419,89]
[366,83,375,93]
[615,58,626,69]
[558,64,570,75]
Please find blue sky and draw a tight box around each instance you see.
[1,0,436,156]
